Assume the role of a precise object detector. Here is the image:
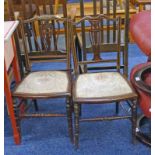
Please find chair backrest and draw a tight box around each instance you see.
[19,15,71,71]
[6,0,67,20]
[74,0,130,76]
[77,0,129,36]
[31,0,67,17]
[71,14,122,75]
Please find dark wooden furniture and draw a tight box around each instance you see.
[34,0,67,16]
[19,0,67,18]
[69,0,136,19]
[70,14,138,149]
[12,15,73,143]
[20,16,70,70]
[6,0,36,20]
[5,0,67,20]
[74,0,134,77]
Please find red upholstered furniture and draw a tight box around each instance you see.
[130,11,151,57]
[130,62,151,118]
[130,10,151,117]
[130,11,151,146]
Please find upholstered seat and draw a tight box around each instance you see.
[14,71,70,97]
[74,72,136,101]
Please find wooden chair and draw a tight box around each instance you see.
[12,15,73,143]
[31,0,67,17]
[6,0,67,19]
[6,0,36,20]
[70,14,138,149]
[73,0,132,116]
[12,0,68,111]
[75,0,132,77]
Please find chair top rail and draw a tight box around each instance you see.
[23,14,68,23]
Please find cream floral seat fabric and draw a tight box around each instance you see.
[14,71,70,96]
[74,72,134,99]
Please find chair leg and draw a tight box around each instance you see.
[116,101,119,114]
[13,98,21,139]
[79,104,82,116]
[33,99,39,111]
[66,97,74,144]
[74,103,80,149]
[131,99,137,144]
[70,97,74,113]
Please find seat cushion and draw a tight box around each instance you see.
[74,72,136,101]
[14,71,70,97]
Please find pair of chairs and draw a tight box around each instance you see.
[13,14,138,149]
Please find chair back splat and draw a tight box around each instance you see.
[75,0,130,76]
[19,15,71,72]
[71,14,121,75]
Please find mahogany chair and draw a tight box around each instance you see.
[11,0,69,111]
[12,15,73,143]
[73,0,132,116]
[70,14,138,149]
[6,0,67,19]
[74,0,131,77]
[31,0,67,17]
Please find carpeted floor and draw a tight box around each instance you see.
[4,44,150,155]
